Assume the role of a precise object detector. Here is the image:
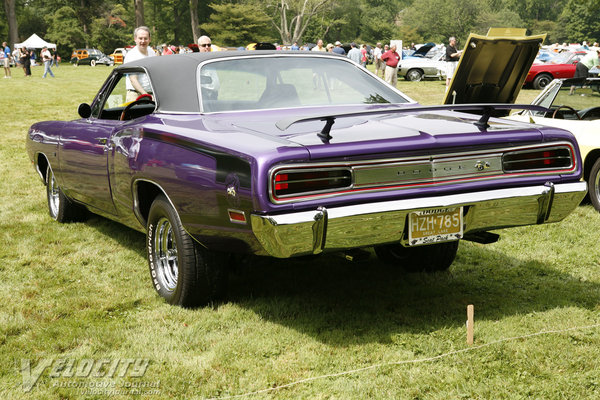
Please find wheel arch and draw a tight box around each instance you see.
[35,153,50,185]
[583,149,600,181]
[133,179,176,228]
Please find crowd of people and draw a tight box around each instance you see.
[1,41,60,79]
[3,29,599,88]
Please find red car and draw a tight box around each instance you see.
[525,51,587,89]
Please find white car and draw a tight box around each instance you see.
[507,77,600,211]
[398,50,446,81]
[443,28,599,212]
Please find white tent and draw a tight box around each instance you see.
[14,33,56,50]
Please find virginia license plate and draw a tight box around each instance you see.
[408,207,463,246]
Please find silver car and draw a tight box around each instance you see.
[398,50,446,81]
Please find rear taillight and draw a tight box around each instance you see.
[272,169,352,198]
[503,147,573,172]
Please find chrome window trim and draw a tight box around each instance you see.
[194,53,415,114]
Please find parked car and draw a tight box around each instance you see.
[27,51,587,307]
[525,50,587,89]
[109,48,127,64]
[533,49,557,64]
[398,51,446,81]
[506,77,600,211]
[70,48,114,66]
[444,28,598,211]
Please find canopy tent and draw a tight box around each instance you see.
[14,33,56,50]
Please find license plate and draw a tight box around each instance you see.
[408,207,463,246]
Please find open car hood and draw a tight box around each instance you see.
[409,42,436,58]
[443,28,546,108]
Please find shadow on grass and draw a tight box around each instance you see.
[84,216,599,346]
[227,243,600,346]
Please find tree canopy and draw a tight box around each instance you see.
[1,0,598,58]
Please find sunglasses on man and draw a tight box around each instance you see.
[199,43,211,48]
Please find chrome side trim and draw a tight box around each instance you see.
[251,181,587,258]
[268,142,578,204]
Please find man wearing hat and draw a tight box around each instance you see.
[332,41,346,55]
[41,46,55,78]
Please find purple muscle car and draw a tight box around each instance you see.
[26,51,587,307]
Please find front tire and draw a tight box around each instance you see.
[405,69,423,82]
[46,165,86,222]
[532,73,552,90]
[589,158,600,212]
[90,59,96,67]
[147,195,228,307]
[374,241,459,272]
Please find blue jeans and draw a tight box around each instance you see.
[43,60,55,78]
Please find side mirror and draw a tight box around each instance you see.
[200,75,213,84]
[78,103,92,118]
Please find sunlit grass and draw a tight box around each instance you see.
[1,64,599,399]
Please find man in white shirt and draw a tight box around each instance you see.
[41,46,55,78]
[124,26,156,101]
[373,43,383,78]
[198,35,220,101]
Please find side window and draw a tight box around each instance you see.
[91,70,154,120]
[103,76,128,113]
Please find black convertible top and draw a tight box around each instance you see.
[114,51,345,113]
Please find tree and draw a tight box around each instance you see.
[557,0,600,43]
[90,4,131,54]
[3,0,18,47]
[45,6,88,58]
[201,3,275,46]
[135,0,144,27]
[190,0,199,44]
[260,0,335,45]
[501,0,565,23]
[400,0,487,43]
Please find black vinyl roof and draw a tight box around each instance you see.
[114,51,346,113]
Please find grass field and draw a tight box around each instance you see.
[1,63,600,399]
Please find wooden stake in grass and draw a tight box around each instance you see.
[467,304,474,345]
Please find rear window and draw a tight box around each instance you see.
[198,55,411,112]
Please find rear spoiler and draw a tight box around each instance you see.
[276,103,549,143]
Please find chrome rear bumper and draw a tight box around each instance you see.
[251,182,587,258]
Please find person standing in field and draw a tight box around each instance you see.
[445,36,462,87]
[21,48,31,77]
[124,26,156,101]
[41,46,55,78]
[2,41,12,78]
[373,43,383,78]
[381,44,400,87]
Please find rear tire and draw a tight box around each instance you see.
[147,195,228,307]
[374,241,459,272]
[589,158,600,212]
[90,59,96,67]
[46,165,87,222]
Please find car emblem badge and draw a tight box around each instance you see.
[474,160,491,171]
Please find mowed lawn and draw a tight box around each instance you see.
[1,62,600,400]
